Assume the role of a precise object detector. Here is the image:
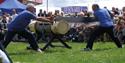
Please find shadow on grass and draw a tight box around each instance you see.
[42,45,72,53]
[9,51,36,56]
[44,47,71,53]
[94,48,113,51]
[44,50,64,53]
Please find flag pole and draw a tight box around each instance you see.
[46,0,48,12]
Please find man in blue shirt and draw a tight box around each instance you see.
[1,4,51,53]
[84,4,122,51]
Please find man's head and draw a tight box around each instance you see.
[92,4,100,11]
[26,4,36,13]
[12,9,17,14]
[39,9,42,13]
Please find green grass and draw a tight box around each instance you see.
[6,42,125,63]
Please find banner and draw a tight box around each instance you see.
[61,6,87,14]
[35,0,43,3]
[29,0,43,4]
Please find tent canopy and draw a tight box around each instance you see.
[0,0,26,14]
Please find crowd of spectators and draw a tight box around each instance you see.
[0,6,125,43]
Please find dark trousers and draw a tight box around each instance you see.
[2,29,39,50]
[86,26,122,49]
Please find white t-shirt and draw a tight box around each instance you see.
[0,50,10,63]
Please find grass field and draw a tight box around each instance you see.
[6,41,125,63]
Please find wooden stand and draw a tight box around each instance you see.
[42,33,72,51]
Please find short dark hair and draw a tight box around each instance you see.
[92,4,99,8]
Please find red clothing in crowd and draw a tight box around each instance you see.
[0,0,4,4]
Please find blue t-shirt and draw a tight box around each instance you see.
[8,10,36,31]
[94,8,113,27]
